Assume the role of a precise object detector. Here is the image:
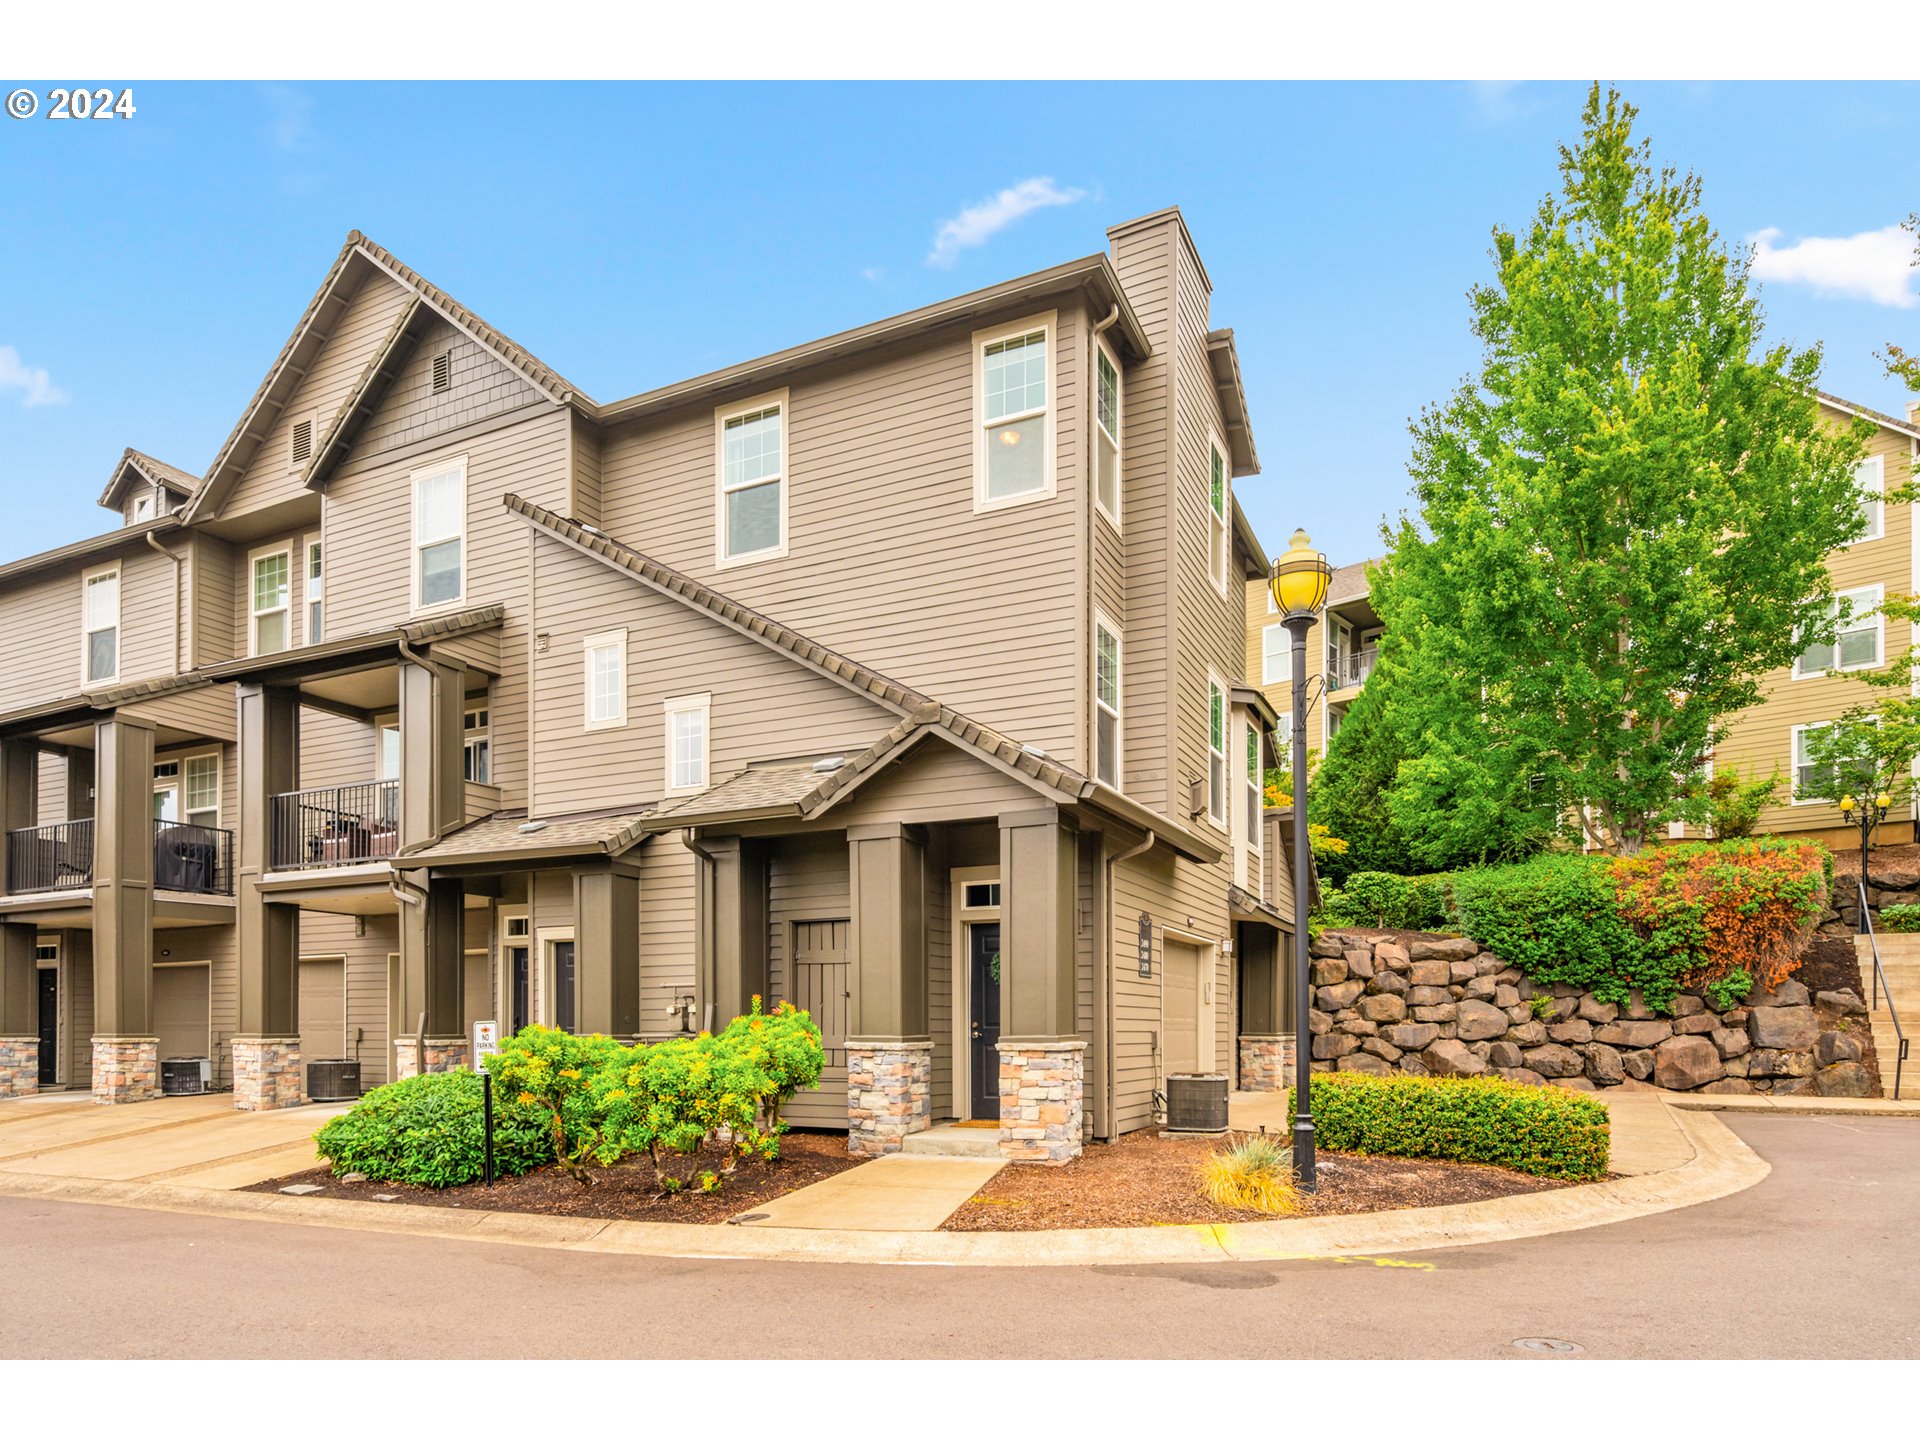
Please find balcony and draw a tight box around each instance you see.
[1330,645,1378,692]
[5,818,233,897]
[270,780,399,871]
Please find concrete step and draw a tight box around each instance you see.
[900,1124,1003,1159]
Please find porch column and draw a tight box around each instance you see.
[234,683,303,1109]
[701,837,766,1028]
[996,807,1083,1163]
[395,875,466,1076]
[845,822,931,1156]
[0,740,38,1096]
[91,715,157,1103]
[574,864,640,1039]
[398,653,465,850]
[1235,923,1292,1093]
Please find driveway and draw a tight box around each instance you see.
[2,1112,1912,1359]
[0,1092,346,1189]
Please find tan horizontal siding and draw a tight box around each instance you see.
[824,740,1049,828]
[0,543,178,711]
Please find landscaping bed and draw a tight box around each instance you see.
[938,1127,1575,1232]
[252,1130,864,1224]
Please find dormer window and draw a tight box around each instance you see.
[130,492,154,524]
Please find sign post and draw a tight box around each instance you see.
[472,1020,500,1187]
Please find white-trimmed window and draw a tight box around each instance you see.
[1262,623,1291,686]
[1852,454,1885,543]
[463,704,491,783]
[1244,722,1262,847]
[584,630,627,731]
[130,491,154,524]
[304,536,324,643]
[716,391,788,566]
[1794,584,1883,678]
[184,753,220,829]
[1207,677,1228,828]
[1094,613,1122,788]
[412,457,466,609]
[1208,437,1229,593]
[376,717,400,781]
[82,564,120,684]
[249,547,291,656]
[1094,338,1123,526]
[975,313,1055,510]
[664,693,710,795]
[1791,721,1853,805]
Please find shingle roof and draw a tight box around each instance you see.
[1327,559,1379,606]
[393,807,655,867]
[1818,390,1920,441]
[97,448,203,509]
[653,761,845,824]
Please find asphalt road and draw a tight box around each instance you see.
[2,1114,1914,1360]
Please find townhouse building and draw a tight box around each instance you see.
[0,209,1300,1162]
[1243,557,1380,757]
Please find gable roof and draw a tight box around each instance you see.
[391,806,656,870]
[298,296,429,491]
[183,231,584,523]
[1818,389,1920,442]
[508,495,1222,861]
[97,448,201,510]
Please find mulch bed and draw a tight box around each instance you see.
[939,1127,1575,1232]
[247,1130,865,1225]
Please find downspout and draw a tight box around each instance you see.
[388,868,429,1077]
[146,531,185,674]
[1103,828,1155,1139]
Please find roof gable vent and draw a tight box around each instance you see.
[290,418,313,466]
[431,350,452,395]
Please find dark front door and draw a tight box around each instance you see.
[510,946,530,1034]
[552,941,576,1033]
[969,921,1002,1120]
[36,969,57,1086]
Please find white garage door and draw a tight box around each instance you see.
[299,957,346,1063]
[154,965,210,1061]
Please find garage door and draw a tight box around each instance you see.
[299,957,346,1063]
[1163,940,1203,1077]
[154,965,209,1061]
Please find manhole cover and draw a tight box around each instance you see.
[1512,1338,1584,1356]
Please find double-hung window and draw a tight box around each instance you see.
[717,392,787,565]
[463,705,491,783]
[1207,678,1227,828]
[1208,438,1229,593]
[305,537,324,643]
[82,565,120,684]
[1094,614,1122,787]
[1794,585,1883,677]
[976,315,1054,508]
[664,694,710,795]
[1853,454,1885,543]
[250,549,291,655]
[584,630,627,731]
[1094,340,1122,526]
[184,754,220,829]
[1261,623,1290,686]
[412,458,466,609]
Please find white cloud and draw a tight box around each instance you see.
[861,266,886,283]
[0,346,68,407]
[1751,224,1917,309]
[257,82,314,152]
[927,177,1087,268]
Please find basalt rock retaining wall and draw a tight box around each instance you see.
[1309,930,1879,1098]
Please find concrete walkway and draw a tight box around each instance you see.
[0,1092,349,1189]
[735,1154,1004,1232]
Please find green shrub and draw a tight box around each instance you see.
[1704,968,1753,1011]
[314,1069,552,1188]
[1450,854,1648,1001]
[1295,1072,1610,1180]
[482,1026,630,1180]
[1880,903,1920,933]
[1321,870,1455,931]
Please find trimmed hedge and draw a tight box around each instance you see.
[1294,1071,1610,1180]
[1320,870,1456,931]
[314,1069,554,1188]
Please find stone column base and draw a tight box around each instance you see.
[846,1040,933,1157]
[1238,1035,1296,1093]
[394,1037,468,1080]
[233,1037,303,1111]
[998,1040,1085,1165]
[91,1037,158,1105]
[0,1036,38,1099]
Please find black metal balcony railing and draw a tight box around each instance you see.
[270,780,400,870]
[6,819,95,892]
[1330,646,1378,691]
[153,819,233,896]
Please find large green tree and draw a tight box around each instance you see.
[1377,84,1870,855]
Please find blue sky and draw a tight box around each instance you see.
[1,80,1915,565]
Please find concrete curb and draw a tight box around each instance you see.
[1662,1094,1920,1118]
[0,1107,1770,1267]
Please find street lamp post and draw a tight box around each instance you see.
[1269,528,1332,1192]
[1840,790,1892,931]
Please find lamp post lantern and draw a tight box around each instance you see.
[1840,789,1893,928]
[1269,527,1332,1192]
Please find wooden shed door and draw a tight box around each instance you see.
[299,957,346,1063]
[153,965,209,1061]
[783,919,849,1129]
[1163,940,1202,1077]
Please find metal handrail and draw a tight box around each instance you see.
[153,819,234,896]
[4,818,94,892]
[1857,876,1907,1100]
[269,779,400,870]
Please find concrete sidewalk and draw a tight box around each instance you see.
[0,1092,348,1189]
[734,1154,1004,1232]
